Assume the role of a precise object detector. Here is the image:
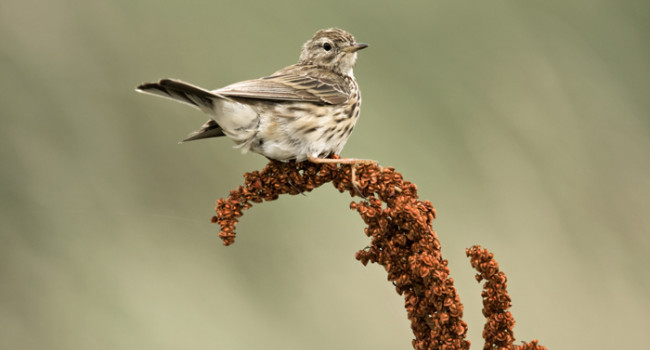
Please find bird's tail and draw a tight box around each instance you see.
[136,79,220,112]
[136,78,258,144]
[136,79,229,141]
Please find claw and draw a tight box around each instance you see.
[350,163,364,197]
[308,156,378,198]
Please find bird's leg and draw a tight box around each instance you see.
[308,156,378,196]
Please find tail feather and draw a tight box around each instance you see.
[181,119,226,142]
[136,79,227,141]
[136,79,218,110]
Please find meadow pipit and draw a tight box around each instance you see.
[136,28,374,179]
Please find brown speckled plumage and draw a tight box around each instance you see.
[136,28,367,163]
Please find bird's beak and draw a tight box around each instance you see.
[345,43,369,52]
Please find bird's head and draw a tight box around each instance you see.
[299,28,368,77]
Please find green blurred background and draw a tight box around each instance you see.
[1,0,648,349]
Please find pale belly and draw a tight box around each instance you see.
[247,101,360,162]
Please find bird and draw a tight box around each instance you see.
[136,28,374,174]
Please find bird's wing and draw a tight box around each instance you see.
[214,73,349,105]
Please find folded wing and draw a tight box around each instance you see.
[215,72,350,105]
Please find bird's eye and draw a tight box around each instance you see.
[323,42,332,51]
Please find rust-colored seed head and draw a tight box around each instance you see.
[214,160,546,350]
[466,246,548,350]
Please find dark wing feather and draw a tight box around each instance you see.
[214,73,350,105]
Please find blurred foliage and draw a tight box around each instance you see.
[1,1,649,349]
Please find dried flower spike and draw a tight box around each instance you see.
[214,160,546,350]
[467,245,548,350]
